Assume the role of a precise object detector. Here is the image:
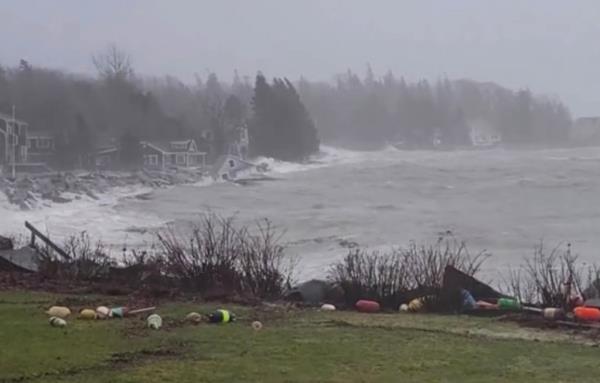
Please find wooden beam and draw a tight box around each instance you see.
[24,221,71,260]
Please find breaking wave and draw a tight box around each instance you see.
[0,184,164,247]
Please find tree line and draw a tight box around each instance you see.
[298,68,571,149]
[0,47,573,170]
[0,46,319,168]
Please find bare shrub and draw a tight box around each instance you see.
[238,220,295,299]
[36,232,114,281]
[502,267,537,305]
[328,238,488,309]
[501,242,589,307]
[157,214,294,300]
[328,248,408,308]
[403,239,488,290]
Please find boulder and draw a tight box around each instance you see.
[0,236,14,251]
[285,279,344,306]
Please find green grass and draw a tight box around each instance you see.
[2,290,600,383]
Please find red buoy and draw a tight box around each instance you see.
[355,300,380,313]
[574,307,600,322]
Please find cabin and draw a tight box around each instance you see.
[0,113,29,173]
[571,117,600,145]
[26,130,56,165]
[212,154,256,181]
[141,139,206,170]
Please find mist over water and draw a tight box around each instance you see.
[5,145,599,281]
[112,145,600,281]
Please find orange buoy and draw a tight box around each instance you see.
[574,307,600,321]
[355,300,380,313]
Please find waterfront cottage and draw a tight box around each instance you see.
[0,113,29,173]
[141,139,206,170]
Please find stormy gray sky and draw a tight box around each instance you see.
[1,0,599,116]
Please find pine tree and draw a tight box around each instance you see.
[249,74,319,161]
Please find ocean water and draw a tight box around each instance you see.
[4,145,600,281]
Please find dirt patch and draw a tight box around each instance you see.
[502,313,600,344]
[110,344,186,365]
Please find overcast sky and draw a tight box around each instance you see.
[1,0,599,116]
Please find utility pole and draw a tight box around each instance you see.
[11,105,16,179]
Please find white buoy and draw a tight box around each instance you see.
[147,314,162,330]
[252,321,263,331]
[96,306,110,319]
[399,304,409,312]
[49,316,67,328]
[321,304,336,311]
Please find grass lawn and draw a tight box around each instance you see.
[2,290,600,382]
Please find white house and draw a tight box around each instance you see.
[141,139,206,170]
[211,154,257,181]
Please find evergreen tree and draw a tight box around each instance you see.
[249,74,319,161]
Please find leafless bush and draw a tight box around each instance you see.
[329,248,408,308]
[502,267,537,305]
[36,232,114,280]
[238,220,295,299]
[157,214,294,299]
[403,239,488,290]
[328,238,488,309]
[502,242,588,307]
[158,215,240,293]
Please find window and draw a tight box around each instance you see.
[228,159,235,168]
[38,138,50,149]
[176,153,186,165]
[20,146,27,162]
[171,142,188,150]
[27,139,33,149]
[144,154,159,166]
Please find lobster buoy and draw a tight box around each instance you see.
[497,298,521,311]
[208,309,235,324]
[574,307,600,322]
[49,316,67,328]
[96,306,110,319]
[46,306,71,319]
[408,298,424,312]
[542,308,565,320]
[78,309,97,320]
[355,300,380,313]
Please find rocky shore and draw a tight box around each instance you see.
[0,168,207,210]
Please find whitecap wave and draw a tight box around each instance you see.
[252,145,372,175]
[0,184,164,249]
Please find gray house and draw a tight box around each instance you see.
[0,113,29,173]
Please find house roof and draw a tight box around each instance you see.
[0,112,28,126]
[27,130,55,139]
[96,147,118,155]
[142,139,205,154]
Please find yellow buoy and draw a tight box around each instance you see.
[78,309,97,320]
[408,298,424,312]
[46,306,71,318]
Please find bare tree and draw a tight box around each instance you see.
[92,44,133,81]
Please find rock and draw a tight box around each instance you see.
[286,279,344,306]
[0,236,14,251]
